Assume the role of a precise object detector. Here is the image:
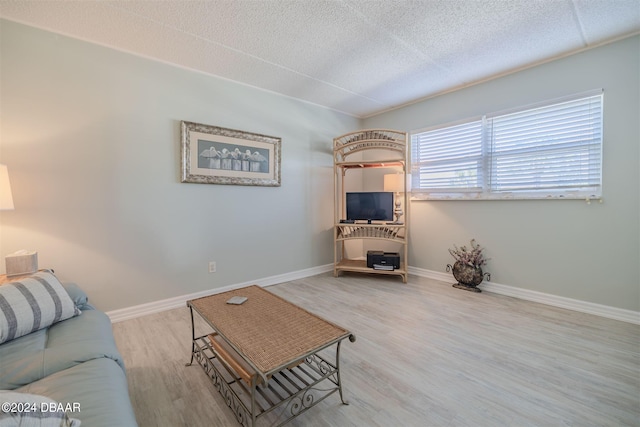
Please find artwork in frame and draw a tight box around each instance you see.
[181,121,281,186]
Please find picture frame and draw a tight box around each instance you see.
[180,121,281,186]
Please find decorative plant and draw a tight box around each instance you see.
[448,239,489,268]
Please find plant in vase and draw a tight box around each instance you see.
[446,239,491,292]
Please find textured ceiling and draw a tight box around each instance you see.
[1,0,639,118]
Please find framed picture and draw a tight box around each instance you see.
[181,121,281,186]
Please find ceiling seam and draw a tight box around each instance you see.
[340,0,464,83]
[569,0,589,46]
[363,31,640,119]
[4,1,636,118]
[102,2,385,107]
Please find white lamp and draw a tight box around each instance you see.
[384,173,410,224]
[0,164,14,211]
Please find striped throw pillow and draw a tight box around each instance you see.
[0,271,81,344]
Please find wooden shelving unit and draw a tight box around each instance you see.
[333,129,409,283]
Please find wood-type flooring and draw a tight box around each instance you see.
[112,273,640,427]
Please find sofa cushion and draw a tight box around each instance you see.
[60,283,90,311]
[15,358,138,427]
[0,271,80,344]
[0,309,125,390]
[0,390,81,426]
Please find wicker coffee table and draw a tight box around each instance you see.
[186,285,355,427]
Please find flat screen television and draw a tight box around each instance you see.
[346,192,394,221]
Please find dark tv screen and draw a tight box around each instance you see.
[346,192,394,221]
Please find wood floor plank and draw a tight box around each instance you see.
[112,273,640,426]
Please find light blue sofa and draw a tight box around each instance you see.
[0,280,138,426]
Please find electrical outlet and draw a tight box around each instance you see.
[208,261,216,273]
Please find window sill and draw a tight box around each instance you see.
[410,192,602,202]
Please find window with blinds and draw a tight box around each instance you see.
[410,90,603,200]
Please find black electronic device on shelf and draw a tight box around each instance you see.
[366,251,400,269]
[346,192,394,222]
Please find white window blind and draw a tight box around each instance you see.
[411,90,603,200]
[412,120,483,191]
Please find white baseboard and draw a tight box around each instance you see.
[106,264,333,323]
[107,263,639,325]
[408,266,640,325]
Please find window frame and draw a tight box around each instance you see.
[410,90,604,201]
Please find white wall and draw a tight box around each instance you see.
[0,20,359,311]
[364,35,640,312]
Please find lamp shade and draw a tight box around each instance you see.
[384,173,411,193]
[0,164,15,210]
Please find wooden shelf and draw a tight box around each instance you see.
[335,224,405,242]
[333,129,409,284]
[334,259,407,281]
[335,160,405,169]
[333,129,408,163]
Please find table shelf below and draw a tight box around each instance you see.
[334,259,407,282]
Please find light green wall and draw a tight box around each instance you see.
[364,35,640,311]
[0,20,358,311]
[2,20,637,313]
